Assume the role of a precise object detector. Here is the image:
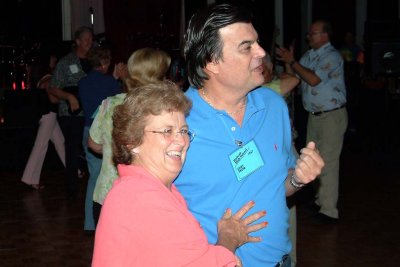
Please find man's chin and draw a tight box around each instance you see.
[254,76,265,87]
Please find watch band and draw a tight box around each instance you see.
[290,173,305,189]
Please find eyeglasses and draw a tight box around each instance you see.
[146,128,195,142]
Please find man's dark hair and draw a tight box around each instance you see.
[184,3,253,88]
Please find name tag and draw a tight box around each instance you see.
[69,64,79,74]
[229,140,264,181]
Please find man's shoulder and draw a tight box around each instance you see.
[252,85,280,95]
[54,52,79,72]
[322,43,342,57]
[250,86,284,103]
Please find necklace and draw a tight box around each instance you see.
[201,89,246,115]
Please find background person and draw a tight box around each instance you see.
[88,47,170,226]
[48,26,94,199]
[276,20,347,224]
[78,46,125,231]
[21,52,65,189]
[92,81,267,266]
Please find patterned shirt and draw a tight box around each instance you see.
[299,42,346,112]
[49,52,87,117]
[90,93,126,205]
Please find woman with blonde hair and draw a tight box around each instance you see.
[87,47,171,226]
[126,47,171,88]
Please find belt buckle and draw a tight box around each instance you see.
[311,111,322,116]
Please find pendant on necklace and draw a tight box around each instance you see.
[235,140,243,147]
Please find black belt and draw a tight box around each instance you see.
[275,254,290,267]
[311,105,345,116]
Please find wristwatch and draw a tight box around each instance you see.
[290,173,305,189]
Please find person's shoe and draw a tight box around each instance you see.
[21,182,44,190]
[31,184,45,190]
[77,169,86,179]
[313,212,339,225]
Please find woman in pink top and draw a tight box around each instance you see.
[92,81,267,266]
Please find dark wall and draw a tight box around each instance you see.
[103,0,182,62]
[283,0,303,59]
[0,0,62,45]
[313,0,356,48]
[368,0,399,20]
[214,0,274,51]
[102,0,274,62]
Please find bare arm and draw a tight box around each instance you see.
[37,75,60,104]
[289,61,321,86]
[88,135,103,154]
[276,46,321,86]
[47,86,80,111]
[279,72,299,95]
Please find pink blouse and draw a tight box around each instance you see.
[92,164,236,267]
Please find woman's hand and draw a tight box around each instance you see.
[216,201,267,253]
[113,63,128,80]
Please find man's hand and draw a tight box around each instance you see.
[294,141,325,184]
[276,46,295,65]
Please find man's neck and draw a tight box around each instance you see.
[200,84,247,125]
[313,41,329,51]
[75,47,87,59]
[202,86,246,109]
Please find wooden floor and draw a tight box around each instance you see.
[1,88,400,266]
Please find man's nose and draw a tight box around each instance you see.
[254,43,266,58]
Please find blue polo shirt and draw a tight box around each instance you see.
[175,86,296,267]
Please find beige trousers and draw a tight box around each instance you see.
[306,108,348,218]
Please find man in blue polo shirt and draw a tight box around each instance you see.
[175,3,325,267]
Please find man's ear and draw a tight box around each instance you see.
[205,60,219,74]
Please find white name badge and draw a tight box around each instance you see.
[229,140,264,181]
[69,64,79,74]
